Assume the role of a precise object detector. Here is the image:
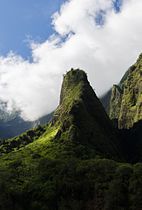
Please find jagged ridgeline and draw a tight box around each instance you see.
[0,69,142,210]
[53,69,121,158]
[103,53,142,163]
[0,69,121,159]
[109,54,142,129]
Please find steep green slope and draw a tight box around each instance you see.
[53,69,120,159]
[102,54,142,163]
[1,69,142,210]
[109,54,142,129]
[0,69,120,160]
[0,134,142,210]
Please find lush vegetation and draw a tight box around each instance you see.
[109,53,142,129]
[0,142,142,210]
[0,68,142,210]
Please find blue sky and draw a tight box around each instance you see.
[113,0,122,12]
[0,0,121,59]
[0,0,65,58]
[0,0,141,120]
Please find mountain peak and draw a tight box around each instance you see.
[60,69,87,104]
[109,53,142,129]
[63,68,87,84]
[53,68,121,159]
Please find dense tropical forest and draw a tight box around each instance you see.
[0,54,142,209]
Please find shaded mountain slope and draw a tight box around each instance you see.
[0,69,142,210]
[109,53,142,129]
[118,120,142,163]
[101,54,142,163]
[100,89,112,113]
[53,69,121,159]
[0,69,121,160]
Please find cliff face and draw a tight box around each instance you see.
[0,69,121,160]
[53,69,120,158]
[0,69,142,210]
[109,85,122,120]
[109,54,142,129]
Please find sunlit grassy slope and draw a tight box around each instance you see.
[0,69,142,210]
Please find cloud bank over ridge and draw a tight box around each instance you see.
[0,0,142,120]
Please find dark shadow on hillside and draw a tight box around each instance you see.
[118,120,142,163]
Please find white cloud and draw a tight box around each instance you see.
[0,0,142,120]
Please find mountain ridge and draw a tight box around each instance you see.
[108,53,142,129]
[0,67,142,209]
[52,69,121,159]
